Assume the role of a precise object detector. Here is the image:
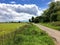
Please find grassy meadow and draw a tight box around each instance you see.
[0,23,55,45]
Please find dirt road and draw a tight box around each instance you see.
[34,24,60,45]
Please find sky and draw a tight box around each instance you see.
[0,0,51,22]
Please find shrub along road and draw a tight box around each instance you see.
[34,24,60,45]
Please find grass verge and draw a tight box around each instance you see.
[40,22,60,31]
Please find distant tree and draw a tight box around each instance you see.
[18,21,21,23]
[29,19,31,22]
[34,17,40,23]
[31,16,35,22]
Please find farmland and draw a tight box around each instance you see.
[0,23,26,36]
[0,23,54,45]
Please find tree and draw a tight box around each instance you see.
[49,2,60,22]
[29,1,60,23]
[34,17,40,23]
[31,16,35,22]
[29,19,31,22]
[49,2,56,22]
[42,9,50,22]
[18,21,21,23]
[56,11,60,21]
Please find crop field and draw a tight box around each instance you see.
[0,23,54,45]
[0,23,26,36]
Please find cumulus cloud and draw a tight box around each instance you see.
[0,3,43,22]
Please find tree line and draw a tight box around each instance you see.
[29,1,60,23]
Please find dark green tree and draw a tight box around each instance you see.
[31,16,35,22]
[29,19,31,22]
[29,1,60,23]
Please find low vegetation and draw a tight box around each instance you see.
[40,22,60,31]
[0,23,26,36]
[0,23,55,45]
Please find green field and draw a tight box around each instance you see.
[0,23,55,45]
[0,23,26,36]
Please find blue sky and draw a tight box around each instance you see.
[0,0,51,9]
[0,0,51,22]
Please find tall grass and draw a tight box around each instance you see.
[0,23,55,45]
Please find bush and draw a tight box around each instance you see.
[51,21,60,26]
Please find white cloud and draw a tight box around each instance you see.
[47,2,51,5]
[10,1,16,4]
[0,3,43,22]
[53,0,60,2]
